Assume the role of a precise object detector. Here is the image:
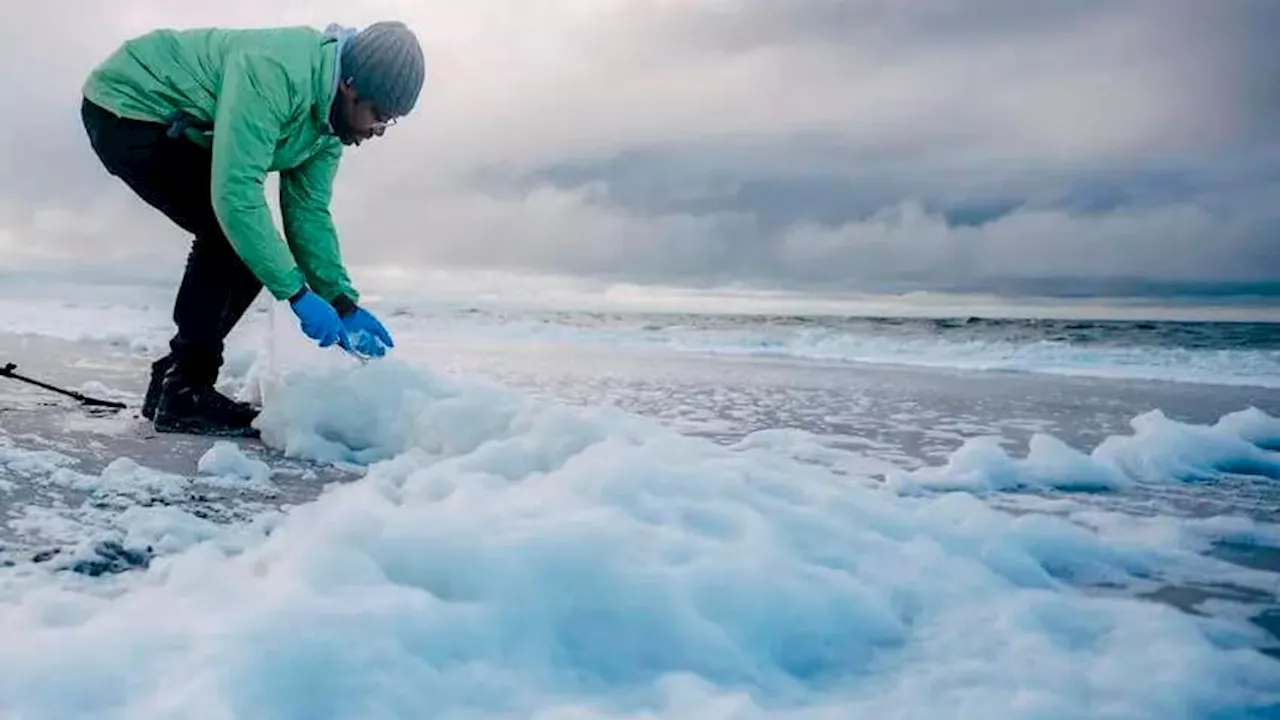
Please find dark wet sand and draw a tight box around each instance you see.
[1,332,356,568]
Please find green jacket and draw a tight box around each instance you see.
[82,25,359,305]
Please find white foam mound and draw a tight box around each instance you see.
[894,406,1280,493]
[197,441,272,486]
[1096,409,1280,483]
[1216,407,1280,450]
[0,360,1278,719]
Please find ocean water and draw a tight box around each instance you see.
[1,277,1279,719]
[384,306,1280,388]
[1,276,1277,388]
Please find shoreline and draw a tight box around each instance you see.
[2,327,1278,666]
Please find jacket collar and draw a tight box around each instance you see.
[317,23,356,133]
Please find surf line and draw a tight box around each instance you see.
[1,362,127,410]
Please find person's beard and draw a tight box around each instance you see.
[329,101,362,146]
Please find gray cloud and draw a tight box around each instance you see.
[1,0,1277,300]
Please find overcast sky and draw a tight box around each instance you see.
[1,0,1277,298]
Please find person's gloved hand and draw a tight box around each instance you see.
[341,306,394,357]
[289,289,351,350]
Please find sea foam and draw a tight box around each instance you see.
[1,358,1277,719]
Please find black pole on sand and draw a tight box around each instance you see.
[1,362,127,410]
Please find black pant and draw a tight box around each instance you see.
[80,98,263,388]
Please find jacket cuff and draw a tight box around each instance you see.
[331,293,358,318]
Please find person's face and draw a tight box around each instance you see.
[331,81,398,146]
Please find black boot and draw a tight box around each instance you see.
[153,367,261,438]
[141,355,174,420]
[142,354,257,422]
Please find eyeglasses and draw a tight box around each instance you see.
[371,115,398,132]
[369,107,400,134]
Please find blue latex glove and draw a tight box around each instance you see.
[341,306,394,357]
[289,290,351,350]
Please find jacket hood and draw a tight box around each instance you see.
[320,23,357,133]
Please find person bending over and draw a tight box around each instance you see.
[80,20,425,437]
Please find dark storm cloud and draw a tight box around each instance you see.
[446,0,1280,296]
[1,1,1278,299]
[651,0,1121,53]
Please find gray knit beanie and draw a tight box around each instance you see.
[341,21,426,118]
